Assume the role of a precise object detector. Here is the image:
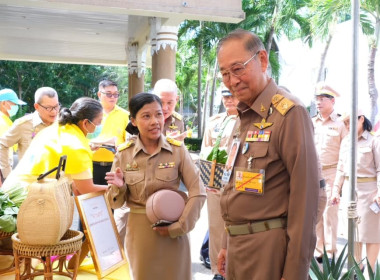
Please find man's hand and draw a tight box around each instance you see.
[217,248,227,277]
[105,167,124,187]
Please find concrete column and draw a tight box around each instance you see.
[150,20,178,86]
[127,42,146,98]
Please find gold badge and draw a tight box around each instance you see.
[126,161,139,171]
[260,104,266,112]
[253,118,273,130]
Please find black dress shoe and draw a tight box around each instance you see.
[212,274,225,280]
[200,255,211,269]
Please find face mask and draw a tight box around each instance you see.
[7,105,19,117]
[86,124,103,139]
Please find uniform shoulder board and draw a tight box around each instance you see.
[118,140,134,151]
[14,114,32,125]
[166,136,182,147]
[371,131,375,136]
[271,94,295,116]
[172,111,183,121]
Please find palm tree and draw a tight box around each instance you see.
[360,0,380,123]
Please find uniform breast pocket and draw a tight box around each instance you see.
[358,146,372,163]
[251,144,269,169]
[155,168,179,188]
[124,171,145,200]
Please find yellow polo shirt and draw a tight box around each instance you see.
[92,105,129,162]
[2,123,93,190]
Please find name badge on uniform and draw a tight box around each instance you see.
[234,168,265,195]
[222,138,240,184]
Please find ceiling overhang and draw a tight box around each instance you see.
[0,0,244,66]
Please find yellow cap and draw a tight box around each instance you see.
[315,82,340,98]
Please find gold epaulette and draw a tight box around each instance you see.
[166,136,182,147]
[271,94,295,116]
[172,111,183,121]
[118,140,134,151]
[371,131,375,136]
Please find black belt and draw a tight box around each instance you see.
[93,161,113,167]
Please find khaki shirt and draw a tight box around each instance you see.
[0,111,48,178]
[163,112,185,136]
[334,131,380,195]
[220,79,319,279]
[200,112,237,160]
[312,111,347,167]
[107,134,206,238]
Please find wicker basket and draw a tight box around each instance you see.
[0,229,13,240]
[12,229,83,257]
[199,159,225,189]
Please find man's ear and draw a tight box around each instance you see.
[258,50,269,73]
[34,103,39,110]
[97,91,102,99]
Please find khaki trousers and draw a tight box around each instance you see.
[315,168,338,257]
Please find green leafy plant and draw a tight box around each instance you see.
[0,185,27,233]
[351,257,380,280]
[309,244,352,280]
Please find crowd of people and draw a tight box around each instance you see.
[0,28,379,280]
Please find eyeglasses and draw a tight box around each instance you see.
[88,119,96,127]
[38,103,61,112]
[220,51,261,82]
[100,91,120,98]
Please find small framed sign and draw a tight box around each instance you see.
[75,190,127,279]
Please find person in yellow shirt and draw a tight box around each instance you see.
[90,80,130,185]
[0,87,59,183]
[2,97,108,195]
[0,88,26,184]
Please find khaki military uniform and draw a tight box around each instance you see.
[107,134,205,280]
[220,79,319,280]
[313,111,347,257]
[0,111,48,178]
[163,111,185,136]
[200,112,237,274]
[334,131,380,243]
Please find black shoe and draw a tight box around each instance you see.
[315,256,323,264]
[200,255,211,269]
[212,274,225,280]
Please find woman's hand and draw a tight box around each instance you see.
[153,226,170,236]
[105,167,124,188]
[331,193,340,205]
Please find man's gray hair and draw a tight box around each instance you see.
[34,87,58,104]
[153,79,178,96]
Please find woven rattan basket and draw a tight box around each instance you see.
[12,229,83,257]
[199,159,225,189]
[0,229,13,240]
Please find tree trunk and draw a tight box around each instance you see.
[368,45,378,124]
[209,59,218,117]
[266,26,275,54]
[202,79,209,137]
[197,21,203,138]
[309,34,333,117]
[317,34,333,82]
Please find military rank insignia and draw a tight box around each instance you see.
[158,162,175,169]
[246,130,271,142]
[126,160,139,171]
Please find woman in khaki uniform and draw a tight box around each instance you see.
[106,92,206,280]
[332,111,380,272]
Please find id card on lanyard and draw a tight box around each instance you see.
[221,138,240,184]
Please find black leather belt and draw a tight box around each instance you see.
[93,161,113,167]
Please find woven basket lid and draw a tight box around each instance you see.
[146,190,185,224]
